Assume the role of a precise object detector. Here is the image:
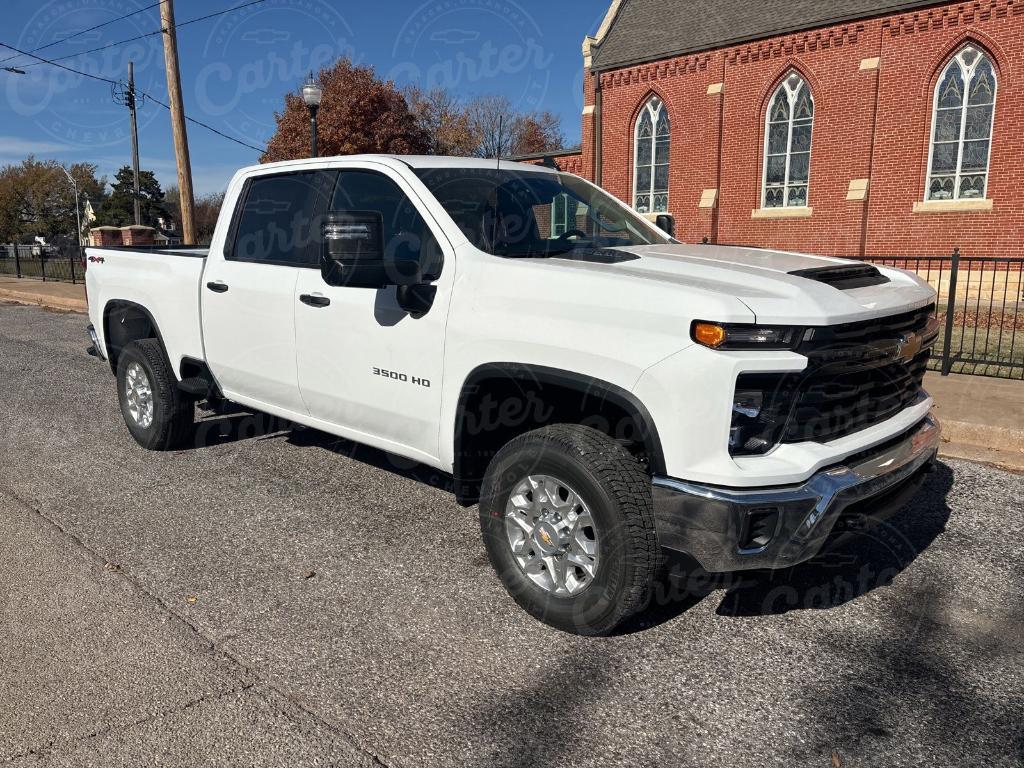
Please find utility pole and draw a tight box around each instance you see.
[159,0,196,244]
[127,61,141,226]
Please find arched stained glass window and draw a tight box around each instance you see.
[927,45,997,201]
[762,72,814,209]
[633,96,670,213]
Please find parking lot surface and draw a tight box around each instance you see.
[1,302,1022,767]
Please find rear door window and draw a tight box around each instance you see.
[231,171,334,266]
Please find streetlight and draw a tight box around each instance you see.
[301,71,322,158]
[61,166,83,248]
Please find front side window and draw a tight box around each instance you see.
[331,170,442,280]
[927,45,997,201]
[231,171,332,264]
[762,72,814,209]
[633,96,670,213]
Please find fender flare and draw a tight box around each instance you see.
[101,299,169,375]
[453,362,666,478]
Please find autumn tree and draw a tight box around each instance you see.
[404,86,477,156]
[0,156,105,244]
[95,166,168,228]
[262,59,429,162]
[465,95,565,158]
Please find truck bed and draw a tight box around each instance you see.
[85,245,209,375]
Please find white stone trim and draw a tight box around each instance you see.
[751,206,813,219]
[846,179,870,201]
[860,57,881,71]
[699,189,719,209]
[912,199,993,214]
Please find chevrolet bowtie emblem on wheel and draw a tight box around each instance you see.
[895,332,924,363]
[538,529,553,546]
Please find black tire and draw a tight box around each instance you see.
[479,424,661,635]
[115,338,194,451]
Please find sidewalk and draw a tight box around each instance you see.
[925,371,1024,472]
[0,275,87,312]
[1,282,1020,471]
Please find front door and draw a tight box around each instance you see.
[202,169,332,415]
[294,167,452,463]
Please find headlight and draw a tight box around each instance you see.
[692,321,803,350]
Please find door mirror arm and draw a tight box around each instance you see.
[396,281,437,318]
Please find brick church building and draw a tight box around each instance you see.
[531,0,1023,258]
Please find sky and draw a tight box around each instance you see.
[0,0,607,197]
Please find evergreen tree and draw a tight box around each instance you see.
[96,166,167,228]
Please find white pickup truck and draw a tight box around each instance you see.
[85,155,941,635]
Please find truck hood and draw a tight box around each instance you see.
[541,243,936,325]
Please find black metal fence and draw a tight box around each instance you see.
[863,249,1023,380]
[2,243,1020,379]
[0,245,86,284]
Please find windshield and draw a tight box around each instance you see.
[413,167,674,257]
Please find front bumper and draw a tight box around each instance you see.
[651,415,941,572]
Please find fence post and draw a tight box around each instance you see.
[40,256,46,282]
[69,251,77,284]
[941,247,960,376]
[14,248,21,278]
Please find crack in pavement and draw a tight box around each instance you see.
[1,484,394,768]
[1,684,257,764]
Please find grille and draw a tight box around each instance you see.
[780,350,929,443]
[732,305,936,452]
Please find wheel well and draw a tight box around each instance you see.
[102,301,163,373]
[453,364,664,504]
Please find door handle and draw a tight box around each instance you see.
[299,293,331,308]
[206,281,229,293]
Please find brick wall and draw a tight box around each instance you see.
[581,0,1024,258]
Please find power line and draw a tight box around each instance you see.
[0,39,266,153]
[140,89,267,153]
[0,1,168,66]
[22,0,268,68]
[0,41,118,84]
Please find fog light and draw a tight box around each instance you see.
[732,390,763,419]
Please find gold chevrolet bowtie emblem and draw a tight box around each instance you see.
[896,332,923,363]
[539,529,553,546]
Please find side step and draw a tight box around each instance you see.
[178,375,215,397]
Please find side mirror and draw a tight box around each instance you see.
[654,213,675,238]
[320,211,419,289]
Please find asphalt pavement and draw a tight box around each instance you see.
[1,302,1021,767]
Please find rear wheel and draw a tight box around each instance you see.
[479,424,661,635]
[116,338,194,450]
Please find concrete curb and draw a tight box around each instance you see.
[940,418,1024,455]
[0,288,87,314]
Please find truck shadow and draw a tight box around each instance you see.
[616,461,955,632]
[712,461,955,618]
[187,406,955,628]
[188,406,455,494]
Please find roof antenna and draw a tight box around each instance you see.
[496,114,503,172]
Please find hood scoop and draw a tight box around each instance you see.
[789,263,890,290]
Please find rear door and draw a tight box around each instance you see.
[201,169,333,415]
[294,166,453,462]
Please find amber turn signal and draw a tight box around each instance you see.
[693,322,727,348]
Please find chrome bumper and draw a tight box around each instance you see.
[651,415,941,572]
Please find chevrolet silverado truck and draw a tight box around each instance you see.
[85,155,941,635]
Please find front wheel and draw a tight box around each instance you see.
[479,425,661,635]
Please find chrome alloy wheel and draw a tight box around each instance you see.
[504,474,600,596]
[124,361,154,428]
